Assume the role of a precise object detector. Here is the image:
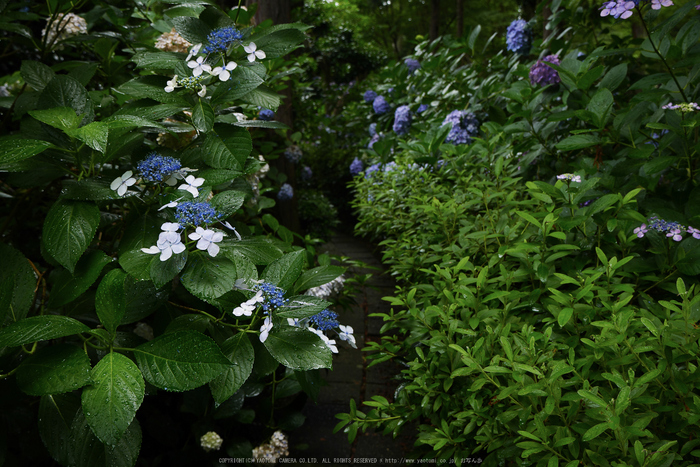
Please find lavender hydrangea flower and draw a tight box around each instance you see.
[368,133,382,149]
[277,183,293,201]
[350,157,364,176]
[529,54,561,86]
[442,110,479,145]
[258,108,275,121]
[634,216,697,242]
[363,90,377,103]
[557,173,582,183]
[392,105,412,136]
[373,95,390,115]
[369,123,377,137]
[301,166,312,181]
[365,163,382,178]
[417,104,429,113]
[506,19,532,55]
[404,58,421,74]
[203,26,244,54]
[284,145,303,163]
[662,102,700,112]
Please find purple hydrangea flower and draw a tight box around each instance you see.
[368,133,382,149]
[301,166,312,181]
[404,58,421,74]
[284,145,303,163]
[350,157,364,176]
[442,110,479,145]
[365,163,382,178]
[373,95,390,114]
[634,216,695,241]
[277,183,293,201]
[258,108,275,121]
[599,1,635,19]
[417,104,429,113]
[529,54,561,86]
[506,19,532,55]
[392,105,412,136]
[369,123,377,136]
[363,90,377,103]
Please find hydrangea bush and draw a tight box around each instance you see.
[0,1,353,465]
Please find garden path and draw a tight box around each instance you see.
[288,232,413,465]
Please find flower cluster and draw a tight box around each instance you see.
[284,145,303,163]
[175,201,221,226]
[350,158,364,176]
[404,58,421,74]
[662,102,700,112]
[258,108,275,121]
[633,216,700,241]
[309,309,340,331]
[600,0,673,20]
[529,54,561,86]
[442,110,479,145]
[301,166,313,181]
[200,432,223,452]
[155,28,192,53]
[42,13,87,50]
[369,123,377,137]
[373,95,390,115]
[278,183,294,201]
[203,26,244,54]
[393,105,412,136]
[363,90,378,103]
[252,431,289,462]
[506,19,532,55]
[254,282,289,313]
[556,173,582,182]
[189,227,224,257]
[137,154,182,182]
[141,223,186,261]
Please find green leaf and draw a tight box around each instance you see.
[69,408,141,467]
[132,51,184,71]
[210,66,265,106]
[66,122,110,153]
[180,251,237,302]
[171,15,210,44]
[263,328,332,371]
[586,88,614,128]
[210,190,246,218]
[0,137,54,166]
[260,250,306,291]
[555,134,601,152]
[240,85,282,110]
[122,279,168,325]
[150,249,188,289]
[192,98,215,133]
[42,200,100,273]
[202,124,252,170]
[224,237,283,265]
[558,308,574,327]
[643,156,676,175]
[231,119,290,129]
[47,251,110,308]
[500,336,513,361]
[95,270,127,335]
[251,28,306,59]
[16,344,91,396]
[28,107,82,130]
[39,393,81,465]
[117,76,189,106]
[578,389,608,407]
[582,422,612,442]
[38,75,93,123]
[118,250,154,282]
[585,193,619,217]
[81,353,145,446]
[598,63,627,91]
[20,60,55,92]
[61,179,120,201]
[276,296,332,319]
[209,333,254,404]
[293,265,345,293]
[133,330,231,391]
[0,243,36,325]
[295,369,323,402]
[0,315,90,347]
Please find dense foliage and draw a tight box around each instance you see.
[333,0,700,465]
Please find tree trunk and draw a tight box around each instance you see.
[429,0,440,41]
[244,0,300,235]
[456,0,463,38]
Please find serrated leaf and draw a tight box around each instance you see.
[210,66,265,106]
[95,270,127,334]
[240,84,281,110]
[69,408,141,467]
[28,107,82,130]
[171,15,210,45]
[202,124,252,170]
[67,121,110,153]
[209,333,254,404]
[21,60,56,92]
[263,328,332,371]
[192,98,215,133]
[0,137,55,166]
[42,200,100,273]
[81,353,145,446]
[210,190,245,218]
[260,250,305,291]
[231,119,290,129]
[251,28,306,59]
[132,51,184,70]
[117,76,189,106]
[293,265,345,293]
[0,315,90,347]
[38,75,92,123]
[149,249,188,289]
[223,237,283,265]
[556,134,600,151]
[133,330,230,391]
[39,393,82,465]
[16,344,91,396]
[276,295,332,319]
[0,243,36,325]
[180,251,236,302]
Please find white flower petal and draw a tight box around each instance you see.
[160,247,173,261]
[117,184,128,196]
[171,242,186,254]
[141,246,160,255]
[207,243,220,257]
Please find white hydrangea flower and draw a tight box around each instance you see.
[338,324,356,348]
[110,170,137,196]
[188,227,224,257]
[165,167,198,186]
[187,56,211,77]
[200,431,223,452]
[178,174,205,197]
[198,85,207,98]
[309,327,338,353]
[186,43,202,61]
[141,222,186,261]
[158,197,183,211]
[164,75,179,93]
[233,290,264,317]
[244,42,266,62]
[212,61,238,81]
[259,316,273,342]
[221,221,242,240]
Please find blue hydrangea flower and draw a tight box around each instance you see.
[365,163,382,178]
[506,19,532,55]
[442,110,479,145]
[404,58,421,74]
[137,153,182,182]
[278,183,293,201]
[417,104,429,113]
[530,54,561,86]
[309,309,339,331]
[373,95,390,115]
[634,216,695,242]
[174,201,222,226]
[284,145,303,163]
[369,123,377,136]
[350,157,363,176]
[363,90,377,103]
[258,108,275,121]
[203,26,244,54]
[301,166,313,181]
[253,282,289,313]
[367,133,382,149]
[392,105,412,136]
